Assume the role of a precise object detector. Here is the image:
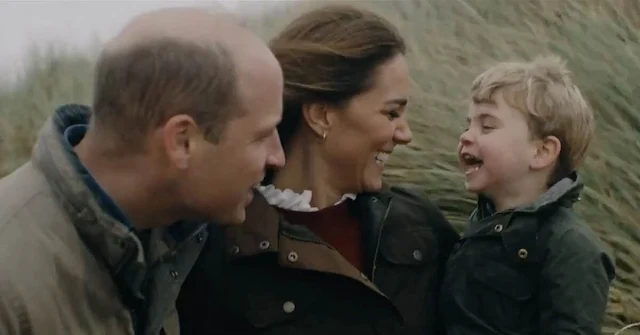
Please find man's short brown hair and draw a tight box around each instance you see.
[92,37,237,148]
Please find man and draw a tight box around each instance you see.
[0,7,285,335]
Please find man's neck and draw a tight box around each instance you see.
[74,134,171,230]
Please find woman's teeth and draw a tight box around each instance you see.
[375,152,389,166]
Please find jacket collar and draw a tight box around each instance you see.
[32,104,148,299]
[31,104,206,302]
[223,184,393,256]
[223,187,393,296]
[474,171,584,221]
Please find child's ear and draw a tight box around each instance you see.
[531,135,561,170]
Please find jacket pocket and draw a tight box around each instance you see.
[467,259,536,333]
[470,259,533,301]
[223,265,324,330]
[376,227,440,330]
[379,227,438,266]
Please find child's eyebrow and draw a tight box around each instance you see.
[466,113,496,123]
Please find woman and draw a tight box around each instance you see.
[177,4,460,335]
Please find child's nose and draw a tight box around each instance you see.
[459,129,473,145]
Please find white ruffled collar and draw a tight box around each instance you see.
[257,184,357,212]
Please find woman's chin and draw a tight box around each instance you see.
[362,177,384,193]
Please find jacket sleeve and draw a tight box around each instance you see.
[538,228,615,335]
[389,186,461,335]
[418,196,460,335]
[434,216,460,335]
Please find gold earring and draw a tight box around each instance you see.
[322,132,327,142]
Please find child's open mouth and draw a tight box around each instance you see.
[461,153,483,175]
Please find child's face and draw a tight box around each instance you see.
[457,90,538,198]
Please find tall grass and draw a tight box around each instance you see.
[1,0,639,333]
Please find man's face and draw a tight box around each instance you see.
[180,59,285,225]
[203,107,284,224]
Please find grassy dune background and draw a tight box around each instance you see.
[1,0,639,334]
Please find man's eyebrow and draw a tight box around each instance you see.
[259,118,281,135]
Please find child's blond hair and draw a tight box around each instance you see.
[470,55,594,184]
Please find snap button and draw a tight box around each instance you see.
[517,248,528,259]
[259,241,270,250]
[196,232,205,243]
[287,251,299,263]
[412,249,423,261]
[493,224,503,233]
[283,301,295,313]
[169,270,179,279]
[230,245,240,255]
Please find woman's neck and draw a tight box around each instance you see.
[272,141,344,209]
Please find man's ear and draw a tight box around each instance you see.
[162,114,200,170]
[301,103,334,138]
[531,135,562,171]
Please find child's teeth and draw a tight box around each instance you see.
[465,165,481,175]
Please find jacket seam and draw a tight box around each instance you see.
[1,285,32,335]
[0,190,48,235]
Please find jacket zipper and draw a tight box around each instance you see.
[371,198,392,282]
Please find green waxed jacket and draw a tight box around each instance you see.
[177,186,460,335]
[440,172,616,335]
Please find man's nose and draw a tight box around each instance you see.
[267,132,286,168]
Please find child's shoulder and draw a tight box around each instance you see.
[538,207,611,264]
[540,206,591,237]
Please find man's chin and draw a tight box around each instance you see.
[207,207,246,226]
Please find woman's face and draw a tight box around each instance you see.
[323,54,412,194]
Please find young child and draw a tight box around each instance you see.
[440,55,616,335]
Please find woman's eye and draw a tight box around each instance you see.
[386,110,400,120]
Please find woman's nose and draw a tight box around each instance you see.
[394,120,413,145]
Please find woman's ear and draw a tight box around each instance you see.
[301,103,332,138]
